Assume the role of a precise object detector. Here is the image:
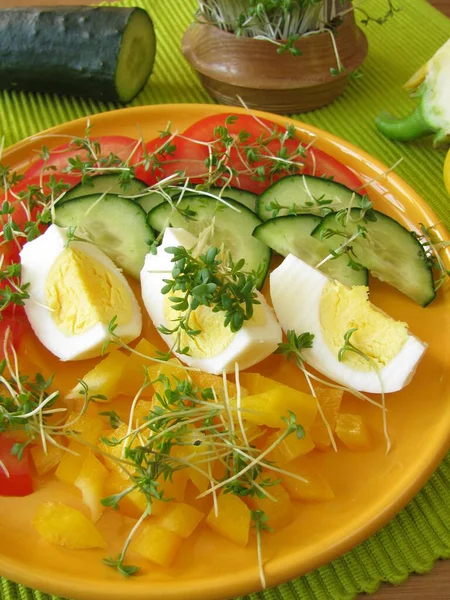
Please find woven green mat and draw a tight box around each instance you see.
[1,0,450,599]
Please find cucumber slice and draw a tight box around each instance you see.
[253,216,368,288]
[257,175,361,221]
[312,209,436,306]
[148,196,271,288]
[207,187,258,213]
[139,186,258,214]
[55,194,153,279]
[137,188,182,213]
[62,174,148,203]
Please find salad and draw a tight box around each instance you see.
[0,111,445,587]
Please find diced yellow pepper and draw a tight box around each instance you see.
[172,431,211,494]
[130,523,182,567]
[265,430,315,464]
[266,361,305,392]
[239,423,266,446]
[133,399,153,424]
[116,339,161,398]
[74,451,109,522]
[309,388,343,450]
[184,480,213,514]
[206,494,251,547]
[158,471,189,502]
[335,413,372,451]
[282,459,335,501]
[146,359,187,396]
[190,371,247,401]
[33,502,106,549]
[104,471,151,518]
[233,385,317,430]
[248,484,295,530]
[66,351,128,402]
[239,373,275,395]
[55,441,89,485]
[97,423,135,475]
[64,411,106,445]
[30,441,65,476]
[156,502,203,538]
[102,469,175,518]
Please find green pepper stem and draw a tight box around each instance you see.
[375,104,434,142]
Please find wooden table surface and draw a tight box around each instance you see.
[0,0,448,598]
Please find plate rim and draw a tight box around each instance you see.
[1,103,450,600]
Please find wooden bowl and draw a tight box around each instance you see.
[182,15,368,114]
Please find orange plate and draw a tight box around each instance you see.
[1,104,450,600]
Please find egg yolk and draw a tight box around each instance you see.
[46,248,133,336]
[164,297,267,358]
[319,281,408,370]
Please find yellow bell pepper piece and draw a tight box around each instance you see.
[248,483,294,530]
[265,430,315,464]
[335,413,372,451]
[130,523,182,567]
[55,441,89,485]
[30,441,65,476]
[206,493,251,547]
[66,351,128,402]
[74,451,109,522]
[33,502,106,548]
[309,388,343,450]
[156,502,204,538]
[116,339,160,397]
[282,459,335,501]
[233,386,317,430]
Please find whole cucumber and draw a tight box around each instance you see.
[0,6,156,103]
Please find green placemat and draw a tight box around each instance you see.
[1,0,450,599]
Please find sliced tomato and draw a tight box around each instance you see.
[24,135,139,181]
[308,146,362,191]
[159,113,363,194]
[0,176,73,265]
[0,310,28,347]
[0,436,33,497]
[134,134,192,186]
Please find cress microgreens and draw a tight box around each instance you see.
[96,366,310,583]
[315,204,373,271]
[158,245,260,357]
[0,330,105,457]
[98,410,123,430]
[0,259,30,314]
[196,0,397,77]
[251,509,273,589]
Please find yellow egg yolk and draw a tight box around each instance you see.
[319,281,408,371]
[46,248,134,336]
[163,297,267,358]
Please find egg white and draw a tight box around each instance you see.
[140,228,282,374]
[270,254,427,393]
[20,224,142,361]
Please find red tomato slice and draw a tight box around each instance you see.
[134,135,194,186]
[0,176,75,266]
[0,436,33,497]
[0,312,27,350]
[160,113,362,194]
[24,135,139,181]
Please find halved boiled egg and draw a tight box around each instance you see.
[140,228,282,374]
[270,254,426,393]
[20,224,142,361]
